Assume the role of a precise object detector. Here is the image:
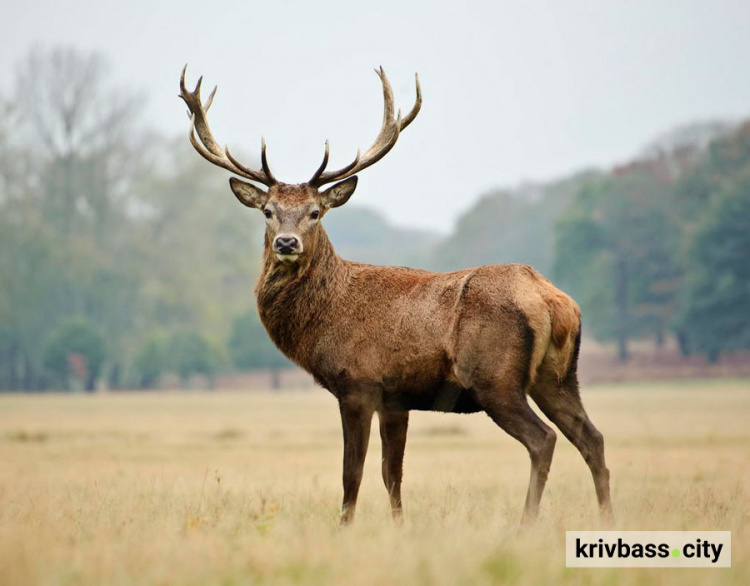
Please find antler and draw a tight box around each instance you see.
[308,67,422,187]
[179,65,276,186]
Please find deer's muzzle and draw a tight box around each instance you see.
[274,235,302,260]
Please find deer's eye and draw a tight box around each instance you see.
[263,209,272,219]
[310,210,320,220]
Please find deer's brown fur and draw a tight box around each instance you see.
[179,66,613,527]
[257,226,580,396]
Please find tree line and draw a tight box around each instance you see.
[0,47,271,390]
[1,46,748,391]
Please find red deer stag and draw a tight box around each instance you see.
[179,65,613,526]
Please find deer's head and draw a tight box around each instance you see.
[179,66,421,264]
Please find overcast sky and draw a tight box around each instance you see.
[2,0,750,232]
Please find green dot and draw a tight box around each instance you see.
[671,549,680,557]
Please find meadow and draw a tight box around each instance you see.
[0,379,748,585]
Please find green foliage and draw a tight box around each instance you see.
[228,311,291,371]
[132,337,169,389]
[681,171,750,359]
[553,200,607,285]
[666,121,750,359]
[41,317,106,391]
[167,330,222,387]
[553,161,683,359]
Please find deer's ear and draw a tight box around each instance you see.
[320,176,358,209]
[229,177,268,209]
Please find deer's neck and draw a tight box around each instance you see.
[255,226,347,366]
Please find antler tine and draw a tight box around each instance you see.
[224,144,274,182]
[376,66,396,129]
[179,65,276,186]
[205,85,217,111]
[260,138,276,184]
[309,67,420,187]
[308,140,330,186]
[400,73,422,130]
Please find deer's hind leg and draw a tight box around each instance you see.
[528,360,614,524]
[457,305,557,526]
[477,384,557,526]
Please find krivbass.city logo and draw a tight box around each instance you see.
[566,531,731,568]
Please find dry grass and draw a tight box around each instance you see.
[0,379,748,585]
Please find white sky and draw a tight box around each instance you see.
[2,0,750,232]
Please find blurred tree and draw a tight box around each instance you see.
[15,46,145,242]
[229,310,291,390]
[167,330,221,388]
[676,123,750,361]
[554,160,681,361]
[131,336,169,389]
[681,180,750,361]
[132,139,262,338]
[674,122,750,216]
[0,46,147,390]
[41,316,106,391]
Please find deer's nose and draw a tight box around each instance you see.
[274,235,300,255]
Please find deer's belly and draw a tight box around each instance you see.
[381,381,481,414]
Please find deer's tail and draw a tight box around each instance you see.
[543,286,582,383]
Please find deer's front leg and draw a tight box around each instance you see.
[338,393,375,525]
[379,409,409,523]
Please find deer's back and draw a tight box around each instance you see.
[303,262,578,400]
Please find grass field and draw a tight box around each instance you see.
[0,379,748,585]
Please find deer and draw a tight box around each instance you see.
[178,65,614,527]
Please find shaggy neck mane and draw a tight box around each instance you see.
[255,226,347,366]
